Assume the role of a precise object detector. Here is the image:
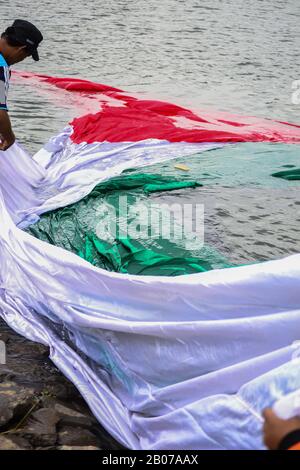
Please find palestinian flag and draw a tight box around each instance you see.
[0,72,300,449]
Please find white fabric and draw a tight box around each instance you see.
[0,133,300,450]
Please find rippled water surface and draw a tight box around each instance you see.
[1,0,299,150]
[1,0,299,261]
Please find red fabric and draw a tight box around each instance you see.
[13,71,300,144]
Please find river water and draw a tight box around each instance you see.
[0,1,299,262]
[1,0,299,151]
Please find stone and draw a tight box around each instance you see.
[55,403,96,428]
[58,445,101,450]
[0,435,32,450]
[0,367,16,381]
[0,318,122,450]
[58,425,100,447]
[0,381,36,427]
[21,407,59,447]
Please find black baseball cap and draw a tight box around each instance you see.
[4,19,43,61]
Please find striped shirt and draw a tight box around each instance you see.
[0,54,10,111]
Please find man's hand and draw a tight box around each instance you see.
[0,109,15,151]
[263,408,300,450]
[0,132,15,151]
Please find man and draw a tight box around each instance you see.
[0,20,43,151]
[263,408,300,450]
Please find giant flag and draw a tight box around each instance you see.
[0,72,300,449]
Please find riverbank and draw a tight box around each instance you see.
[0,318,123,450]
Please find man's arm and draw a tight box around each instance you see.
[0,64,15,151]
[263,408,300,450]
[0,109,15,151]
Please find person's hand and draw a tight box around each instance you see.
[0,132,15,151]
[263,408,300,450]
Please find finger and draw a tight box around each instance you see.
[262,407,274,421]
[262,407,282,424]
[0,143,10,151]
[0,140,8,150]
[263,407,289,426]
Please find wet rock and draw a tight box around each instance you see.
[0,367,17,382]
[55,403,96,428]
[0,381,36,427]
[0,435,32,450]
[58,425,100,447]
[58,445,101,450]
[20,408,59,447]
[0,318,123,450]
[0,330,10,343]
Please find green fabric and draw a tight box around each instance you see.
[271,168,300,180]
[81,173,202,194]
[143,181,201,193]
[27,173,230,276]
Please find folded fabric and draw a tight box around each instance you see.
[272,168,300,180]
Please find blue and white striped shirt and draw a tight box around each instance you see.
[0,54,10,111]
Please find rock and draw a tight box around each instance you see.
[0,381,36,427]
[55,403,96,428]
[58,426,100,447]
[0,435,32,450]
[58,445,101,450]
[20,408,59,447]
[30,407,60,427]
[0,367,16,382]
[0,318,122,450]
[46,382,78,400]
[0,436,22,450]
[0,331,10,344]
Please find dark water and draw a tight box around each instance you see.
[1,0,299,152]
